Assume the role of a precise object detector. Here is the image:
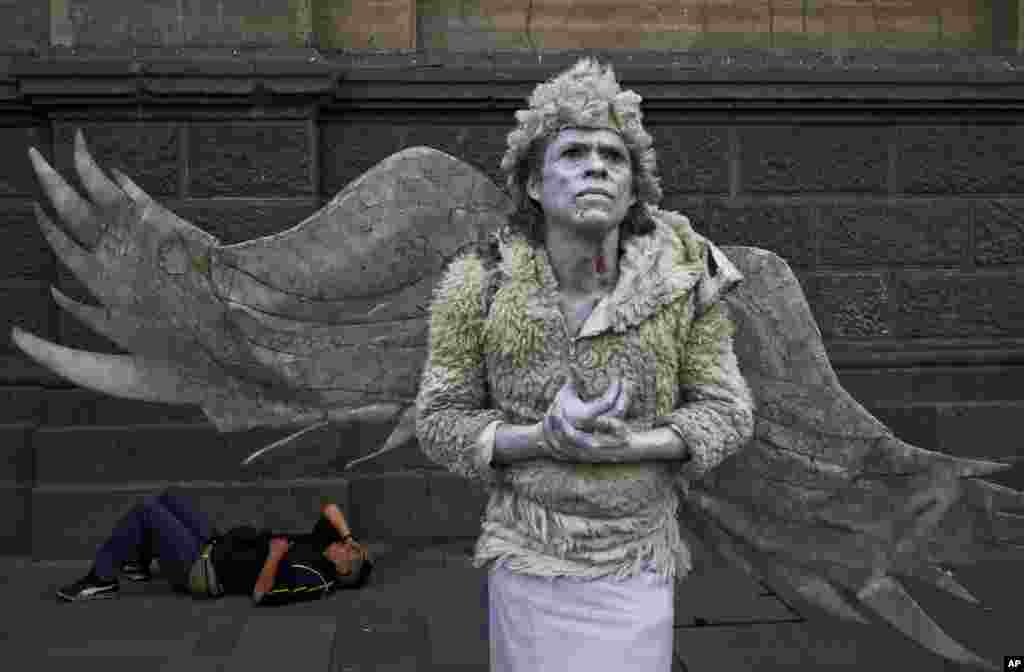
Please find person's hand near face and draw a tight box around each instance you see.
[323,540,366,577]
[527,128,636,241]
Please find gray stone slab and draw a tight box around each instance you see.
[226,614,337,672]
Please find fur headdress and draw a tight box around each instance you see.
[500,58,662,207]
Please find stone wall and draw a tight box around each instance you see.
[0,43,1023,557]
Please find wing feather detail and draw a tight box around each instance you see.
[13,131,509,456]
[679,246,1022,670]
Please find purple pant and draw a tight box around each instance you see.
[92,491,214,589]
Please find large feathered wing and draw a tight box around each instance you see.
[12,130,509,465]
[682,245,1023,671]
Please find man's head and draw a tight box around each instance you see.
[323,540,372,588]
[502,58,662,245]
[526,127,636,241]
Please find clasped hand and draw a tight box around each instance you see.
[540,378,635,463]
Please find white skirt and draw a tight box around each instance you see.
[488,562,675,672]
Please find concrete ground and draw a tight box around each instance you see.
[0,541,1019,671]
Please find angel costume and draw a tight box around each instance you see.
[11,58,1023,671]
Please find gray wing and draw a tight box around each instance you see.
[677,245,1022,671]
[12,130,509,466]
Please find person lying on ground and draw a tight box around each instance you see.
[56,490,373,605]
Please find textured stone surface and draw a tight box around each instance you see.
[43,389,206,426]
[895,125,1024,194]
[0,423,34,484]
[55,122,180,197]
[739,126,888,193]
[936,402,1024,460]
[0,203,54,281]
[975,200,1024,266]
[189,123,312,197]
[839,365,1024,406]
[348,472,431,540]
[424,470,489,538]
[317,0,413,49]
[819,200,968,266]
[33,424,234,484]
[801,271,890,337]
[0,127,48,197]
[0,280,54,354]
[0,424,34,552]
[889,271,1024,338]
[651,124,730,194]
[50,0,313,49]
[709,200,817,267]
[321,120,508,197]
[867,404,939,449]
[0,387,47,424]
[0,0,47,53]
[414,0,984,50]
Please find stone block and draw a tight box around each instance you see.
[54,122,180,197]
[889,270,1024,338]
[651,124,730,194]
[424,470,489,539]
[0,423,34,553]
[0,203,55,282]
[674,567,794,626]
[189,122,312,197]
[172,198,321,244]
[975,200,1024,266]
[347,471,430,540]
[0,127,48,198]
[800,271,890,338]
[866,404,939,449]
[33,424,239,484]
[31,485,159,560]
[0,280,55,354]
[739,126,888,193]
[42,388,206,426]
[935,401,1024,460]
[321,120,508,198]
[0,0,47,53]
[0,423,35,484]
[659,196,709,236]
[709,200,817,267]
[819,200,968,266]
[316,0,413,49]
[0,483,30,554]
[895,125,1024,194]
[0,386,47,424]
[51,0,313,49]
[838,365,1024,406]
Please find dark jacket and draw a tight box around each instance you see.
[210,516,345,606]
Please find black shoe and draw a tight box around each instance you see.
[57,570,119,602]
[120,560,152,582]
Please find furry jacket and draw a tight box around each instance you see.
[415,207,754,583]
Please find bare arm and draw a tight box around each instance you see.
[320,502,353,540]
[252,540,289,603]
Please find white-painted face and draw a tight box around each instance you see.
[527,127,636,241]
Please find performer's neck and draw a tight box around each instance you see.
[543,223,619,297]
